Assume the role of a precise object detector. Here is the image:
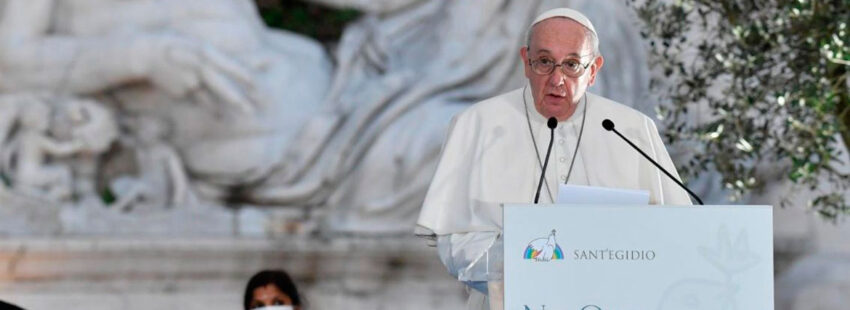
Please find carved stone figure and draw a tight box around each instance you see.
[53,97,120,205]
[2,94,115,202]
[0,0,332,195]
[108,115,198,211]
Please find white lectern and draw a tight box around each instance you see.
[501,204,774,310]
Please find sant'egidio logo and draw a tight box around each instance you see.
[523,229,564,261]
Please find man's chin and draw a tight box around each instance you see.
[536,108,562,120]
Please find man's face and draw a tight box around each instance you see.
[520,18,604,121]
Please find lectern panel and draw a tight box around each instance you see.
[503,204,773,310]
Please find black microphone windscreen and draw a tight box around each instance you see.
[602,119,614,131]
[547,117,558,129]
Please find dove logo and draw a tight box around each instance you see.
[523,229,564,261]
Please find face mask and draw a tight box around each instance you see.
[253,306,294,310]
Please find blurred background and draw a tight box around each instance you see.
[0,0,848,309]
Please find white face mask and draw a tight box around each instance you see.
[253,306,294,310]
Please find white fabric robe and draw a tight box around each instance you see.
[415,86,693,309]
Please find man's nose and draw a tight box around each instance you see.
[546,69,567,87]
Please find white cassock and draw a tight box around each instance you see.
[415,86,693,310]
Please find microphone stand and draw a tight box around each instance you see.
[602,119,704,205]
[534,117,558,204]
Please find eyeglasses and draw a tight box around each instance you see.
[528,56,592,77]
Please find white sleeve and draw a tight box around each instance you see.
[642,116,693,205]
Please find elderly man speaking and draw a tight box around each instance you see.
[415,8,693,309]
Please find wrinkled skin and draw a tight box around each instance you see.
[519,17,604,121]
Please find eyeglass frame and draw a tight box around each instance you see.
[526,50,595,77]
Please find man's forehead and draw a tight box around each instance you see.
[530,8,597,36]
[529,19,593,54]
[531,49,586,59]
[533,18,589,38]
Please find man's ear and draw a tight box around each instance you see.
[520,47,531,78]
[587,55,604,86]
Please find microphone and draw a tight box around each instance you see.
[534,117,559,203]
[601,119,704,205]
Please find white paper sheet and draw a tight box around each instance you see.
[556,184,649,205]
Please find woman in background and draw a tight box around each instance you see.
[244,270,304,310]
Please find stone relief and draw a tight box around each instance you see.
[0,0,331,230]
[0,0,652,235]
[106,114,199,212]
[0,94,117,202]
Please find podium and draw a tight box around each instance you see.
[501,204,774,310]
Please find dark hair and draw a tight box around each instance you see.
[243,269,303,310]
[0,300,25,310]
